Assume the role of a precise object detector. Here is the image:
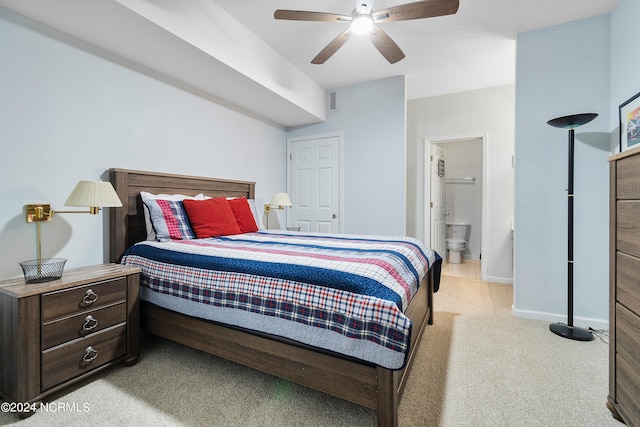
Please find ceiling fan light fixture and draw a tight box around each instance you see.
[351,15,373,35]
[274,0,460,63]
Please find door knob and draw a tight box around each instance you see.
[332,213,337,219]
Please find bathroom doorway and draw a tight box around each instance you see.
[427,136,487,281]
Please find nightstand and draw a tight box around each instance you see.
[0,263,140,416]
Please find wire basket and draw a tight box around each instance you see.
[19,258,67,283]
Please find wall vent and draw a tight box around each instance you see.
[328,91,338,112]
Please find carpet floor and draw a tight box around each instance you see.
[0,274,620,426]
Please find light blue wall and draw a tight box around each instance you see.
[287,76,407,236]
[610,0,640,143]
[514,16,611,326]
[0,8,288,280]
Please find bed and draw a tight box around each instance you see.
[108,168,441,427]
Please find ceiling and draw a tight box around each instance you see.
[214,0,618,99]
[0,0,619,127]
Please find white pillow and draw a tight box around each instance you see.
[140,191,206,240]
[247,199,265,231]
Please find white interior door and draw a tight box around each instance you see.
[288,134,341,233]
[430,144,447,259]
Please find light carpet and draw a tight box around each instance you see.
[0,275,620,426]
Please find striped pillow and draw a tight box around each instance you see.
[143,199,195,241]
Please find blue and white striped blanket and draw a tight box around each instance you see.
[121,231,441,369]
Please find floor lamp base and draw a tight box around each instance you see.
[549,323,594,341]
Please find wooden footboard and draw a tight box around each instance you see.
[109,168,435,427]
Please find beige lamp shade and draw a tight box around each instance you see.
[64,181,123,207]
[269,192,292,208]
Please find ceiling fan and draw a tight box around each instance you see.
[274,0,459,64]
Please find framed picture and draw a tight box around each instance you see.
[619,91,640,152]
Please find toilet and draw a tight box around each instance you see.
[446,223,471,264]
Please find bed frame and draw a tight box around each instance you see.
[108,168,434,427]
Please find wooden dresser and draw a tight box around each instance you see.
[609,145,640,426]
[0,264,140,417]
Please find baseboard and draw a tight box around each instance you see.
[486,276,513,284]
[511,306,609,331]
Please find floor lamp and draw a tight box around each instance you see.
[546,112,598,341]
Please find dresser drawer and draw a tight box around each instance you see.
[618,252,640,317]
[617,354,640,427]
[41,277,126,323]
[617,201,640,258]
[41,323,127,391]
[617,153,640,199]
[617,303,640,374]
[41,302,127,350]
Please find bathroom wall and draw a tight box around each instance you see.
[439,138,482,259]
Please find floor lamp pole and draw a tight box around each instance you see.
[547,113,597,341]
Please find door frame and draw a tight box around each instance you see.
[429,143,447,260]
[424,134,488,281]
[287,132,344,233]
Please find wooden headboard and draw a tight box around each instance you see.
[109,168,255,262]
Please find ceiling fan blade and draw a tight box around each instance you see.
[274,10,352,22]
[369,24,405,64]
[373,0,459,23]
[311,27,353,64]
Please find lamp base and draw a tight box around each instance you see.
[549,323,594,341]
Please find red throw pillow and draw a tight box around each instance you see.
[183,198,242,238]
[227,198,259,233]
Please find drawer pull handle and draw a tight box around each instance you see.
[83,346,99,363]
[82,289,98,306]
[82,315,99,331]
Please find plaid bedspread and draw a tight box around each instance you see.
[121,231,440,369]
